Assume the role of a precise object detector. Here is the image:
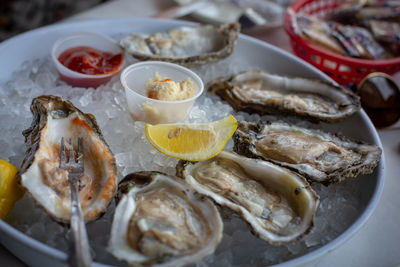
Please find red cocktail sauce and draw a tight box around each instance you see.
[58,46,123,75]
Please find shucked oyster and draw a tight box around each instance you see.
[177,150,319,245]
[208,70,360,123]
[328,0,400,24]
[18,95,117,223]
[109,171,223,266]
[234,121,382,184]
[120,23,240,65]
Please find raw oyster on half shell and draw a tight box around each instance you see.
[208,70,360,123]
[109,171,223,266]
[177,150,319,245]
[120,23,240,65]
[234,121,382,184]
[18,95,117,223]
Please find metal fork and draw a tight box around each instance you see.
[60,137,91,267]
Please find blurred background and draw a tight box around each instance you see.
[0,0,111,41]
[0,0,295,41]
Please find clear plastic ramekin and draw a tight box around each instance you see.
[51,32,124,88]
[120,61,204,124]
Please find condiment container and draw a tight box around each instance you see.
[121,61,204,124]
[51,32,124,88]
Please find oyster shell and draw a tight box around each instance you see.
[177,150,319,245]
[109,171,223,266]
[234,121,382,184]
[18,95,117,223]
[120,23,240,66]
[208,70,360,123]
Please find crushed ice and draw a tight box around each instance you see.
[2,54,362,266]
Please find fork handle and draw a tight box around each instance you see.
[69,182,92,267]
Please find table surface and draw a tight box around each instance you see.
[2,0,400,266]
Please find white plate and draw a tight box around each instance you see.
[0,17,385,267]
[174,0,243,24]
[174,0,284,27]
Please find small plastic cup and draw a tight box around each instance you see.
[121,61,204,124]
[51,32,124,88]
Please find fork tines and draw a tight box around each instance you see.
[60,137,84,169]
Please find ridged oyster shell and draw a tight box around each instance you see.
[234,121,382,184]
[208,70,360,122]
[177,150,319,245]
[108,171,223,266]
[120,23,240,66]
[18,95,117,223]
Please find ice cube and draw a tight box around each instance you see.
[0,57,364,266]
[79,89,94,107]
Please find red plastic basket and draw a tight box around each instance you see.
[284,0,400,86]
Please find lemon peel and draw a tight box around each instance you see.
[145,115,238,161]
[0,159,24,219]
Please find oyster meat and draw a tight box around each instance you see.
[234,121,382,184]
[177,150,319,245]
[109,171,223,266]
[208,70,360,123]
[120,23,240,65]
[18,95,117,223]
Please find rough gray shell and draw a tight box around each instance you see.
[233,120,382,185]
[120,23,240,66]
[18,95,117,223]
[208,70,360,123]
[176,150,319,246]
[109,171,223,266]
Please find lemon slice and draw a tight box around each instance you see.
[145,115,238,161]
[0,159,24,219]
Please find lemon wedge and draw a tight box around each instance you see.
[0,159,24,219]
[145,115,238,161]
